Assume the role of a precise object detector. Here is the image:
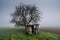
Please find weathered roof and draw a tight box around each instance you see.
[28,23,39,25]
[27,24,39,27]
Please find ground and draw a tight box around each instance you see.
[0,28,60,40]
[11,28,60,40]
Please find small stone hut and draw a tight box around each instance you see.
[26,24,39,34]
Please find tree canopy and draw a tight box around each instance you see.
[11,4,41,27]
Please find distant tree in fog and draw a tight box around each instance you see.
[10,3,41,32]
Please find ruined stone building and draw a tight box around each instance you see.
[26,24,39,34]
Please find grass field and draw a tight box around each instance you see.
[0,28,12,40]
[12,28,60,40]
[0,28,60,40]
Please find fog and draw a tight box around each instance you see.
[0,0,60,28]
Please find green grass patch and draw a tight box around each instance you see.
[12,29,60,40]
[0,28,12,40]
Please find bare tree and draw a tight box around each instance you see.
[10,4,41,32]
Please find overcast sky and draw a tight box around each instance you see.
[0,0,60,28]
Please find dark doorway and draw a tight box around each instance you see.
[32,25,34,33]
